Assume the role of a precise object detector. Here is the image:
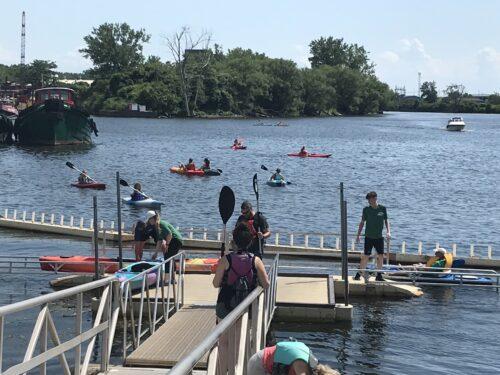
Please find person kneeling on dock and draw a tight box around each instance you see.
[354,191,391,282]
[133,211,183,262]
[247,340,339,375]
[430,248,447,270]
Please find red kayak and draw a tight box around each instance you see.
[170,167,205,176]
[179,258,219,273]
[71,182,106,190]
[287,153,331,158]
[39,256,119,273]
[231,145,247,150]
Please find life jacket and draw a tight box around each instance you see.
[131,191,146,201]
[244,214,258,237]
[219,252,256,311]
[186,163,196,171]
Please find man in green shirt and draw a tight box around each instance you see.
[355,191,391,281]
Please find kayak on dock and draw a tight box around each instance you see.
[115,261,159,289]
[39,255,120,273]
[183,258,219,273]
[287,152,331,158]
[71,182,106,190]
[122,197,163,209]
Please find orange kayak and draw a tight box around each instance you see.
[39,256,120,273]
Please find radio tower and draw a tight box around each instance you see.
[20,11,26,65]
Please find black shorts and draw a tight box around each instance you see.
[364,237,384,255]
[164,237,183,259]
[134,221,148,241]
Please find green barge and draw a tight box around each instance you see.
[14,87,97,146]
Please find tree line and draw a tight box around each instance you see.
[2,23,395,117]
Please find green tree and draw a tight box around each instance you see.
[444,84,465,109]
[420,81,438,103]
[80,23,150,76]
[309,37,374,74]
[301,66,336,116]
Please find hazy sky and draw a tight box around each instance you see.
[1,0,500,94]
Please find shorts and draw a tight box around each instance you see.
[134,221,148,241]
[164,237,183,259]
[364,237,384,255]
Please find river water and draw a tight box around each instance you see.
[0,112,499,373]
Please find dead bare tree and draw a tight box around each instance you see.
[165,27,212,116]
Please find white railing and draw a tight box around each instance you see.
[115,252,185,361]
[1,208,498,259]
[169,254,279,375]
[0,275,117,375]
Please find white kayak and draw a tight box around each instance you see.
[122,197,163,209]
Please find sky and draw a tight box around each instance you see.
[1,0,500,94]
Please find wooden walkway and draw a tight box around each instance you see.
[125,305,216,368]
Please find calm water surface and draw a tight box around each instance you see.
[1,112,499,374]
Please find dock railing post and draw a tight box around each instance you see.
[339,182,349,306]
[93,196,100,280]
[116,171,123,269]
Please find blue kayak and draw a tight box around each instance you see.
[369,264,494,285]
[266,179,286,187]
[115,261,159,290]
[122,197,163,209]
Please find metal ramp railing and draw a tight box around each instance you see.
[169,254,279,375]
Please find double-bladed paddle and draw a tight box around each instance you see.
[219,186,235,257]
[66,161,98,183]
[119,178,152,200]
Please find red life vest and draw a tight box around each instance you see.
[245,214,257,237]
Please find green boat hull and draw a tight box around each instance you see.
[14,100,93,146]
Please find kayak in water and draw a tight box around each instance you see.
[203,169,222,176]
[266,179,287,187]
[231,145,247,150]
[170,166,205,176]
[71,182,106,190]
[287,153,331,158]
[122,197,163,209]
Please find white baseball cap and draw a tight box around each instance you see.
[435,248,447,255]
[145,211,157,222]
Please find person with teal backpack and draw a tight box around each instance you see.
[247,340,339,375]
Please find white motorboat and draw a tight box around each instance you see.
[446,117,466,131]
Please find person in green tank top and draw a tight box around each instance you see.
[354,191,391,282]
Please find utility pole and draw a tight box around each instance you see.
[418,72,422,98]
[20,11,26,65]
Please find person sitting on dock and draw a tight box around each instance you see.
[130,182,147,201]
[213,223,269,319]
[247,340,339,375]
[299,146,308,156]
[236,200,271,259]
[201,158,211,171]
[354,191,391,282]
[271,168,285,182]
[77,170,91,184]
[185,158,196,171]
[430,248,447,270]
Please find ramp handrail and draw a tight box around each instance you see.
[114,252,186,362]
[169,254,279,375]
[0,276,117,375]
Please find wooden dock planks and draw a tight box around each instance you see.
[125,305,216,369]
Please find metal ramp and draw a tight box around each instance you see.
[125,305,216,369]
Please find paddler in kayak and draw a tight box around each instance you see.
[299,146,308,156]
[270,168,285,182]
[233,138,243,147]
[130,182,147,201]
[185,158,196,171]
[201,158,211,171]
[236,201,270,259]
[78,170,92,184]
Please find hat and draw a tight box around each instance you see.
[241,200,253,210]
[145,210,157,222]
[435,248,447,255]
